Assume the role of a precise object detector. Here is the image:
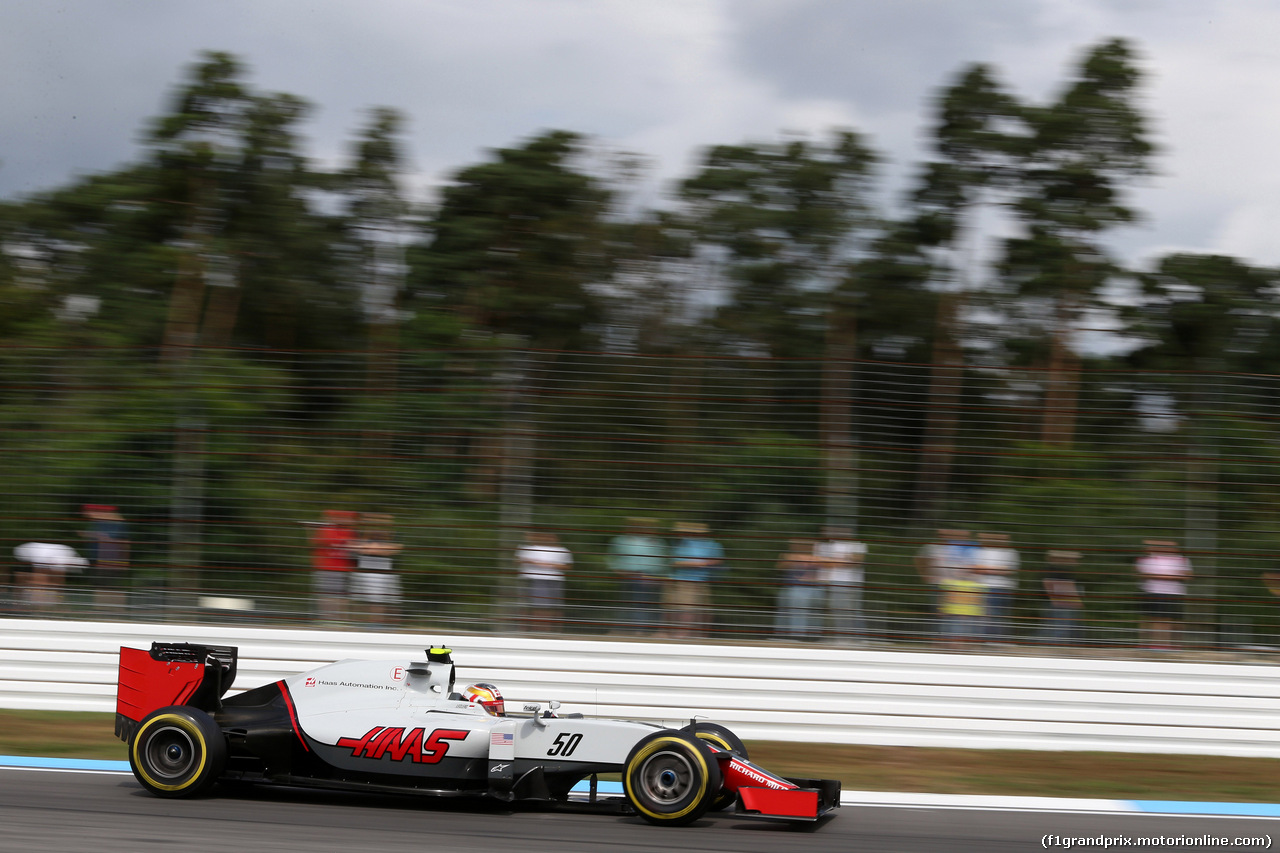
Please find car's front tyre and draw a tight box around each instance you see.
[623,730,722,826]
[129,706,227,798]
[682,722,747,811]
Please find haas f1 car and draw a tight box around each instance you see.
[115,643,840,827]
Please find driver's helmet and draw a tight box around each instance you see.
[463,682,505,716]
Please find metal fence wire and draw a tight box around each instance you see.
[2,345,1278,651]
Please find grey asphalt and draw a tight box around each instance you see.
[1,768,1275,853]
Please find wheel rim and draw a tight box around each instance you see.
[143,725,199,781]
[637,749,695,805]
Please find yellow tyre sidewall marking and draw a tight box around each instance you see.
[132,714,208,792]
[626,736,709,821]
[695,731,732,752]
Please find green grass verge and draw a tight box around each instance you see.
[4,710,1278,803]
[1,710,128,760]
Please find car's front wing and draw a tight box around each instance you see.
[716,749,841,822]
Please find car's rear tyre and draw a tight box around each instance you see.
[129,706,227,798]
[623,730,722,826]
[682,722,747,811]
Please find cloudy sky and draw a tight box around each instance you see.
[4,0,1278,267]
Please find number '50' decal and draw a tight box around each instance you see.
[547,732,583,757]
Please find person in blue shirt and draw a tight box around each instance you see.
[82,504,130,614]
[667,522,723,639]
[608,517,669,634]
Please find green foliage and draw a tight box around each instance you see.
[6,42,1280,645]
[679,130,878,357]
[914,63,1022,250]
[409,130,611,350]
[0,52,360,355]
[998,38,1154,325]
[1127,253,1280,372]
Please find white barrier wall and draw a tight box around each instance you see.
[4,618,1280,757]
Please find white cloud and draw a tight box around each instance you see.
[1131,3,1280,264]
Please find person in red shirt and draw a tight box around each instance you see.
[313,510,357,624]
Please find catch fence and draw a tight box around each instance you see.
[2,345,1279,651]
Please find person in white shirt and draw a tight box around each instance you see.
[975,532,1019,642]
[14,542,86,611]
[350,513,404,629]
[814,526,867,643]
[516,530,573,633]
[1134,539,1192,649]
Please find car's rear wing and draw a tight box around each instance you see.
[115,642,238,743]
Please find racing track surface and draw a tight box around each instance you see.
[3,768,1277,853]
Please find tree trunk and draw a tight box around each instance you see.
[914,293,963,527]
[821,298,857,531]
[1041,300,1080,447]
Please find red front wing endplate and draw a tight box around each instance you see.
[712,745,841,822]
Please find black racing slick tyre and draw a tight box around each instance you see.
[623,730,723,826]
[682,722,747,811]
[129,706,227,798]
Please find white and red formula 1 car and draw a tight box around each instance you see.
[115,643,840,827]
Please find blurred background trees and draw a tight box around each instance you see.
[5,42,1280,642]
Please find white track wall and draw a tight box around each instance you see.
[4,618,1280,757]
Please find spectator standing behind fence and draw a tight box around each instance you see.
[667,522,723,639]
[607,518,668,634]
[915,529,976,635]
[350,513,403,630]
[516,530,573,633]
[775,539,823,640]
[81,504,130,613]
[1135,539,1193,649]
[815,526,867,642]
[975,532,1019,642]
[312,509,357,625]
[1040,549,1083,643]
[13,542,86,613]
[939,564,984,649]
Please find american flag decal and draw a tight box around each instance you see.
[490,732,513,746]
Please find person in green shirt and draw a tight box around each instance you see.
[608,518,669,634]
